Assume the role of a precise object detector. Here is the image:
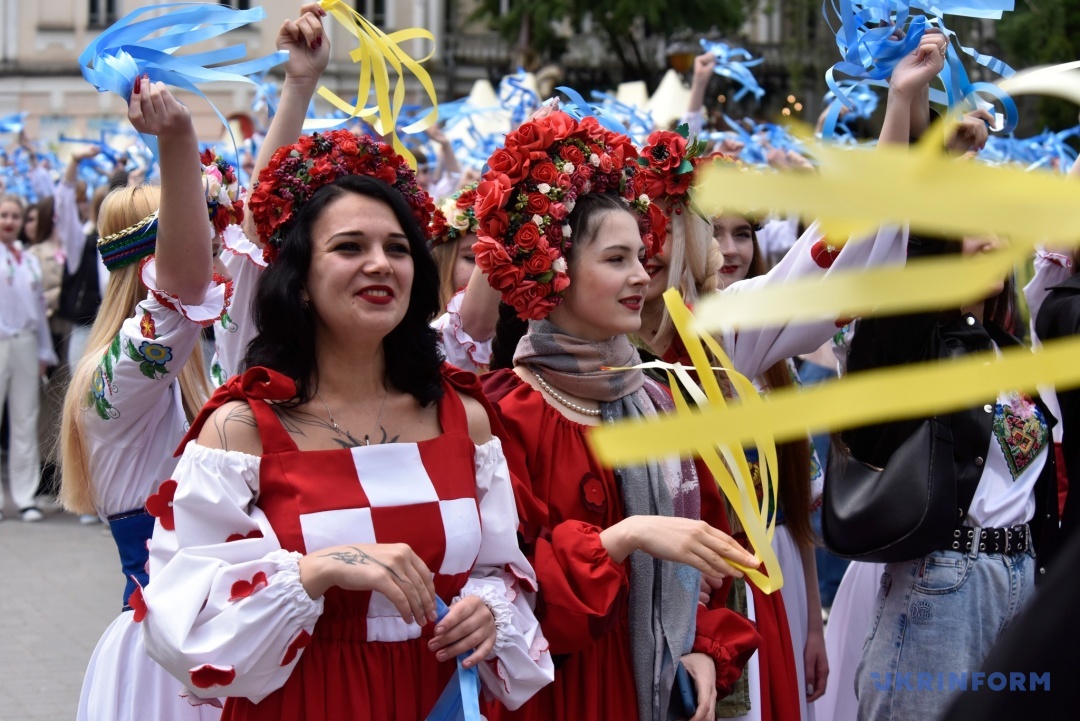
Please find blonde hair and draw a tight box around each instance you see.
[431,240,459,312]
[650,212,720,352]
[60,185,213,514]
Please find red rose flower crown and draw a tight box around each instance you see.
[247,130,435,263]
[472,112,667,321]
[634,124,711,221]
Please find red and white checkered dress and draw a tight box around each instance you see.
[141,367,553,720]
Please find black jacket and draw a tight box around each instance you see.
[842,310,1061,579]
[1034,274,1080,544]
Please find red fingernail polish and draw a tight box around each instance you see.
[316,36,323,48]
[310,41,317,50]
[318,7,327,15]
[134,75,141,94]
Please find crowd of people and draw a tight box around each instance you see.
[1,3,1078,721]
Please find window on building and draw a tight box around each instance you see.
[88,0,118,28]
[218,0,253,9]
[355,0,387,26]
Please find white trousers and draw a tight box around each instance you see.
[0,332,43,510]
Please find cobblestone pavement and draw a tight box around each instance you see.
[0,496,119,721]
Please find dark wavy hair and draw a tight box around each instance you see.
[244,175,444,406]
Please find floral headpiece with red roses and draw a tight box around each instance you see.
[634,124,709,219]
[248,129,435,263]
[429,183,479,248]
[199,149,245,235]
[473,111,664,320]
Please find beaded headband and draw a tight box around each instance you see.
[97,211,158,272]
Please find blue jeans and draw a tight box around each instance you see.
[855,544,1035,720]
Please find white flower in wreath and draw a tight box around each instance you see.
[562,224,572,238]
[563,162,575,174]
[450,211,471,231]
[532,214,545,226]
[537,182,551,195]
[553,257,568,273]
[565,199,576,213]
[590,153,601,166]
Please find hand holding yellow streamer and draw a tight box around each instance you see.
[597,289,785,593]
[313,0,438,168]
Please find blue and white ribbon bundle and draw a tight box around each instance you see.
[979,126,1080,172]
[699,40,766,102]
[705,116,809,166]
[557,86,637,135]
[498,70,540,128]
[0,112,27,133]
[822,0,1018,137]
[424,597,481,721]
[79,2,287,159]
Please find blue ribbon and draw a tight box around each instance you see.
[821,0,1018,138]
[589,91,655,145]
[424,597,482,721]
[556,86,632,135]
[0,112,27,133]
[978,126,1080,172]
[699,40,766,102]
[78,2,287,161]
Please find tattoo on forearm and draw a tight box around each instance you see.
[319,546,404,582]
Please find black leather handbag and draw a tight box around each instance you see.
[822,419,957,563]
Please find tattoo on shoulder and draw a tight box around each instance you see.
[319,545,404,582]
[215,404,256,451]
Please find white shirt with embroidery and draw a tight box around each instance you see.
[0,240,57,364]
[210,225,265,385]
[966,389,1049,529]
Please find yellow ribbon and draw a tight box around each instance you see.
[599,290,785,592]
[314,0,439,168]
[591,333,1080,461]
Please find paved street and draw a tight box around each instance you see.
[0,498,119,721]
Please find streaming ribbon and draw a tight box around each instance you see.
[699,40,766,102]
[556,86,633,135]
[821,0,1018,138]
[590,61,1080,499]
[590,92,655,145]
[78,2,287,160]
[0,112,27,133]
[310,0,439,169]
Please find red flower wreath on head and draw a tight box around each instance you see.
[635,125,709,220]
[472,111,665,321]
[247,130,435,264]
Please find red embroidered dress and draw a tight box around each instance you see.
[141,367,552,719]
[482,370,761,721]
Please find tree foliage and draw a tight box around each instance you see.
[472,0,746,79]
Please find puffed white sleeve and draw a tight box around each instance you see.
[1024,250,1073,344]
[141,442,324,703]
[455,437,554,710]
[211,225,266,384]
[433,289,492,374]
[724,221,908,379]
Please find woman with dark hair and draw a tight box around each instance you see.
[474,111,762,721]
[838,229,1061,719]
[140,131,553,720]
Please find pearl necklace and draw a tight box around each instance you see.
[533,371,602,417]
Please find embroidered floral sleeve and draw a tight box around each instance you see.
[86,257,228,426]
[455,438,554,709]
[723,221,909,380]
[433,289,492,374]
[141,442,324,703]
[211,225,266,385]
